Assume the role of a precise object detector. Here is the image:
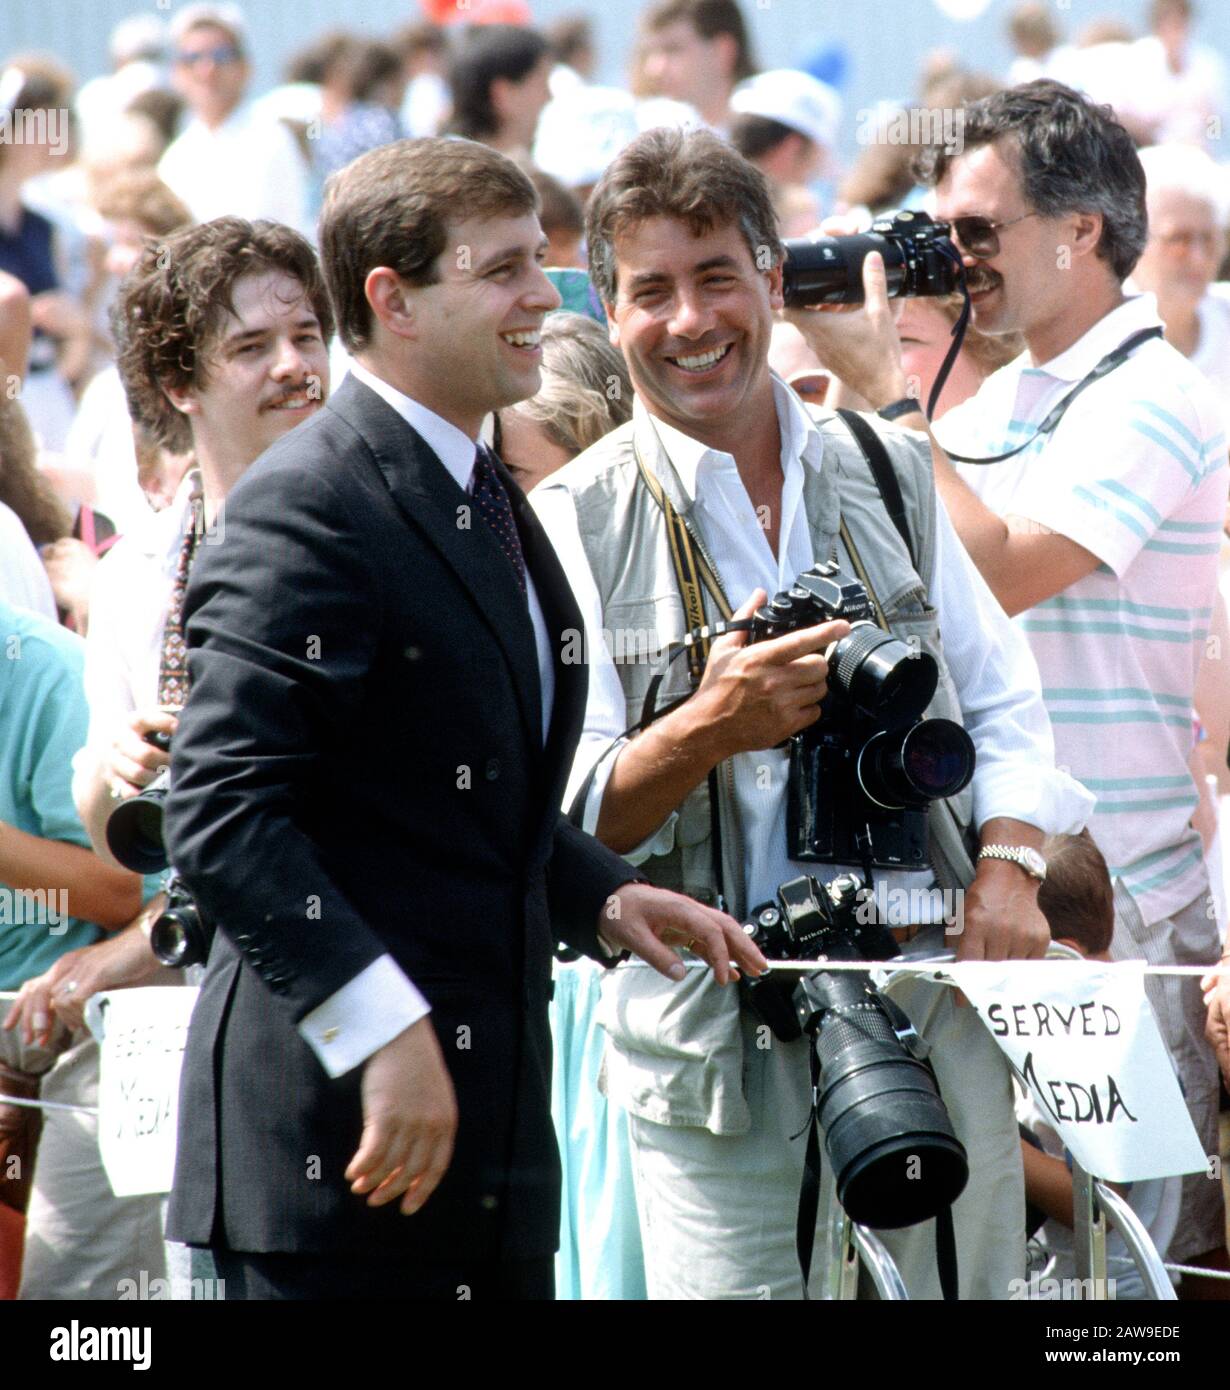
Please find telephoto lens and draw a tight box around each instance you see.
[797,967,968,1228]
[781,210,962,308]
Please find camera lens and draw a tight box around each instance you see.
[105,770,171,873]
[857,718,976,809]
[829,623,937,726]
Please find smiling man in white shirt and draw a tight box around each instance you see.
[157,4,310,237]
[533,125,1093,1299]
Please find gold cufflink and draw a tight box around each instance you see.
[322,1026,339,1043]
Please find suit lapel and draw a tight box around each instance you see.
[327,376,543,747]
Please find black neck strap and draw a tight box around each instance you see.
[934,325,1163,465]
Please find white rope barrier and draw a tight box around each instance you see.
[639,957,1222,976]
[0,1092,97,1114]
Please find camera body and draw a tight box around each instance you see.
[105,730,214,969]
[781,210,963,308]
[741,873,968,1229]
[750,562,974,869]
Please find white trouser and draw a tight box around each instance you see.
[626,975,1025,1300]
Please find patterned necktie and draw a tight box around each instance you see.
[469,447,527,596]
[157,482,206,711]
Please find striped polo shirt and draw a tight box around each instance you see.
[940,293,1229,923]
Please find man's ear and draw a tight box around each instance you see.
[161,379,199,420]
[1069,210,1103,261]
[767,260,785,312]
[365,266,416,341]
[712,32,738,81]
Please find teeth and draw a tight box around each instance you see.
[270,396,311,409]
[502,330,541,347]
[672,344,730,372]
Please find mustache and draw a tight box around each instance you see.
[964,269,1000,294]
[264,385,317,407]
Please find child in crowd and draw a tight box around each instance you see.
[1017,829,1182,1299]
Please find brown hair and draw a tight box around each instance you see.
[525,165,583,239]
[93,168,192,238]
[586,126,783,307]
[1037,829,1114,956]
[0,392,71,544]
[511,311,632,456]
[319,136,538,354]
[113,217,333,453]
[641,0,756,84]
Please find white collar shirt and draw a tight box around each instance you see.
[534,375,1092,918]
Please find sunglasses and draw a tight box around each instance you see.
[949,211,1039,259]
[175,45,242,68]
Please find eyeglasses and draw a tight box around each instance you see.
[950,211,1039,260]
[175,45,242,68]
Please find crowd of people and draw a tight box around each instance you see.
[0,0,1228,1304]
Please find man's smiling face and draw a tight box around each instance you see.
[606,214,782,440]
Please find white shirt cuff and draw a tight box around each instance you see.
[583,737,678,866]
[298,954,431,1079]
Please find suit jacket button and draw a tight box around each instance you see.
[485,758,501,781]
[480,1194,499,1211]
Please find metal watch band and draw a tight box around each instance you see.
[977,844,1047,882]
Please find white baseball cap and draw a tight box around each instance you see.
[730,69,842,150]
[169,3,248,53]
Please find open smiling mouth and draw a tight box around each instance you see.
[666,342,733,374]
[500,330,542,352]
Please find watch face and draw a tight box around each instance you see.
[1020,848,1047,879]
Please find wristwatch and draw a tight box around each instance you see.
[977,844,1047,883]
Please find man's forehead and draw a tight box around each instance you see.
[441,211,545,265]
[216,270,315,335]
[937,138,1025,213]
[613,216,753,271]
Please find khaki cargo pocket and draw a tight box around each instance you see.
[596,964,751,1135]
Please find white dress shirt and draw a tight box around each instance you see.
[158,102,311,238]
[533,379,1094,918]
[0,500,56,621]
[299,363,557,1076]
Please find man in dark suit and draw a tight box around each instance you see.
[162,137,763,1300]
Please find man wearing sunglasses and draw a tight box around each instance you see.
[158,4,310,237]
[801,79,1230,1288]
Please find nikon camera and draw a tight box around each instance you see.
[781,210,963,308]
[750,562,974,869]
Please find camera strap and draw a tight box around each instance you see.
[835,409,917,572]
[933,325,1163,464]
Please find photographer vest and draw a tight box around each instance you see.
[560,395,976,1133]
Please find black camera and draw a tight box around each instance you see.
[105,731,213,968]
[148,872,213,969]
[751,561,975,869]
[781,210,963,308]
[742,873,968,1229]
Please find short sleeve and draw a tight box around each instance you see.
[1004,383,1220,578]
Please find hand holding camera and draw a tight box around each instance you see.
[104,707,177,801]
[693,588,852,759]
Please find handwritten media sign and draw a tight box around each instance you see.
[87,986,199,1197]
[936,961,1206,1183]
